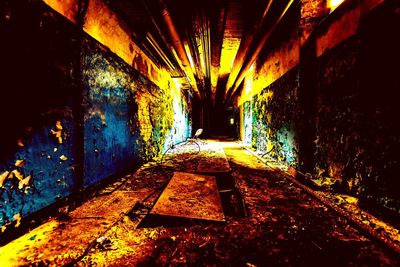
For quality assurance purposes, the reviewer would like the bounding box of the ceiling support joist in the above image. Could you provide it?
[210,6,227,104]
[226,0,296,101]
[224,0,274,100]
[159,0,202,99]
[195,10,212,101]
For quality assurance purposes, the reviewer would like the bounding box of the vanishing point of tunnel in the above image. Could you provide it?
[1,0,400,266]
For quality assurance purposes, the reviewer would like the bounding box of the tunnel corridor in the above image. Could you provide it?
[1,0,400,266]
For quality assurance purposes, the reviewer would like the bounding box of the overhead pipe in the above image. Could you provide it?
[226,0,295,100]
[140,0,180,71]
[159,0,202,99]
[197,10,212,101]
[224,0,274,98]
[210,6,227,104]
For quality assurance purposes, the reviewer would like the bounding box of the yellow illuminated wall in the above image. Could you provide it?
[238,34,299,106]
[43,0,169,90]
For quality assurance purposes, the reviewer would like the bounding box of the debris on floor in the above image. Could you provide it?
[0,141,399,266]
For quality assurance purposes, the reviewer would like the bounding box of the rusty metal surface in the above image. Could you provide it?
[150,172,225,221]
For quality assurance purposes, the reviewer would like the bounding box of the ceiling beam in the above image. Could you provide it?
[224,0,274,100]
[226,0,296,101]
[210,6,227,104]
[159,0,202,99]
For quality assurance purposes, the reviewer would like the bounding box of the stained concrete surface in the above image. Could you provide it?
[0,141,399,266]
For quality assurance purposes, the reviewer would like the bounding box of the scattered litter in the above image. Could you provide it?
[96,236,117,251]
[149,230,157,240]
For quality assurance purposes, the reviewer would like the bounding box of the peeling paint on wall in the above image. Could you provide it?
[246,68,300,167]
[0,118,78,232]
[1,1,191,233]
[314,2,400,214]
[43,0,166,89]
[82,35,191,187]
[314,36,362,190]
[242,101,252,146]
[239,0,400,216]
[0,1,80,233]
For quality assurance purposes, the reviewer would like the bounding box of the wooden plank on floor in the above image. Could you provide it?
[150,172,225,222]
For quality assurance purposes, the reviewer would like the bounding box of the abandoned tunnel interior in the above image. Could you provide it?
[1,0,400,265]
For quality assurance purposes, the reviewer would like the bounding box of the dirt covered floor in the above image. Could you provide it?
[1,141,399,266]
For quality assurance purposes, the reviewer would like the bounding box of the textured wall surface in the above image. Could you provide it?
[250,68,300,167]
[241,101,252,146]
[314,2,400,212]
[82,37,139,187]
[0,2,80,231]
[0,1,191,232]
[240,1,400,215]
[314,36,362,192]
[82,36,191,187]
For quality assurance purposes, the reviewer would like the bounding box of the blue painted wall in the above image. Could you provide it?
[0,2,80,230]
[0,2,191,233]
[81,36,192,187]
[82,37,140,188]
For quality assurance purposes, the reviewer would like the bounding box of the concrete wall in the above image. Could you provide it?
[82,35,191,187]
[238,0,400,214]
[239,1,301,167]
[0,1,81,233]
[314,1,400,212]
[0,1,191,233]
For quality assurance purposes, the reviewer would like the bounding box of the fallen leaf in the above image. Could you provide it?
[344,196,358,204]
[60,155,68,161]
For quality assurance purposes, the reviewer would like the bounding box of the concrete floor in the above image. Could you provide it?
[1,141,399,266]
